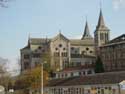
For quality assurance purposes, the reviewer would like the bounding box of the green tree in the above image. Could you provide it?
[94,56,104,73]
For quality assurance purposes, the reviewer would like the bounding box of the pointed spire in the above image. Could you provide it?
[28,33,30,44]
[97,9,105,27]
[28,33,31,47]
[81,20,92,40]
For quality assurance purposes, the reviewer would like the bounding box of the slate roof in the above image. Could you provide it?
[56,66,94,73]
[81,21,93,40]
[109,34,125,44]
[47,71,125,87]
[29,38,51,45]
[70,39,94,46]
[95,9,109,31]
[20,45,30,51]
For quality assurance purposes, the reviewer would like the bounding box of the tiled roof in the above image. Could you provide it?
[47,71,125,87]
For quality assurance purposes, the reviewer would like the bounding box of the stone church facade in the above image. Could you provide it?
[20,9,125,73]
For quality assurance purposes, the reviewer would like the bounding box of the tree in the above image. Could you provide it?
[14,66,49,90]
[0,61,11,91]
[0,0,10,8]
[94,56,104,73]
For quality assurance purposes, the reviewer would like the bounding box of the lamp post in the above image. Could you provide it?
[41,62,43,94]
[41,61,47,94]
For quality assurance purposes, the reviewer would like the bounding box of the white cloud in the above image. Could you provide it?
[113,0,125,11]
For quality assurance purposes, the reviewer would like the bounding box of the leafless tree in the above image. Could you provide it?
[0,0,12,8]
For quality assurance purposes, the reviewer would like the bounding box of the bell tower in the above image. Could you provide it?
[94,9,110,54]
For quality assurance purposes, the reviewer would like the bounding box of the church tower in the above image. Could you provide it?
[94,9,110,54]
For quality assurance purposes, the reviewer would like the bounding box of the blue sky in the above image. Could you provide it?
[0,0,125,71]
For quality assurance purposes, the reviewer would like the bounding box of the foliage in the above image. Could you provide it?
[0,63,11,91]
[42,49,51,72]
[14,66,49,90]
[94,56,104,73]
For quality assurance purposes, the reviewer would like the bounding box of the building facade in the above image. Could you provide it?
[21,20,95,72]
[45,71,125,94]
[20,8,125,94]
[20,9,125,73]
[100,34,125,72]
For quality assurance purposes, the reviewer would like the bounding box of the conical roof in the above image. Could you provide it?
[97,9,105,27]
[81,21,93,39]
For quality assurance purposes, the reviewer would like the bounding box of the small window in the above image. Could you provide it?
[63,48,66,50]
[71,47,74,50]
[90,51,93,53]
[79,72,81,75]
[24,54,30,59]
[75,50,78,54]
[87,70,92,74]
[65,73,67,77]
[38,46,42,49]
[71,72,73,77]
[82,51,85,54]
[55,48,58,51]
[42,49,45,52]
[33,53,40,58]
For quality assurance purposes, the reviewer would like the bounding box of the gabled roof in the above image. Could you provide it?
[52,32,69,42]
